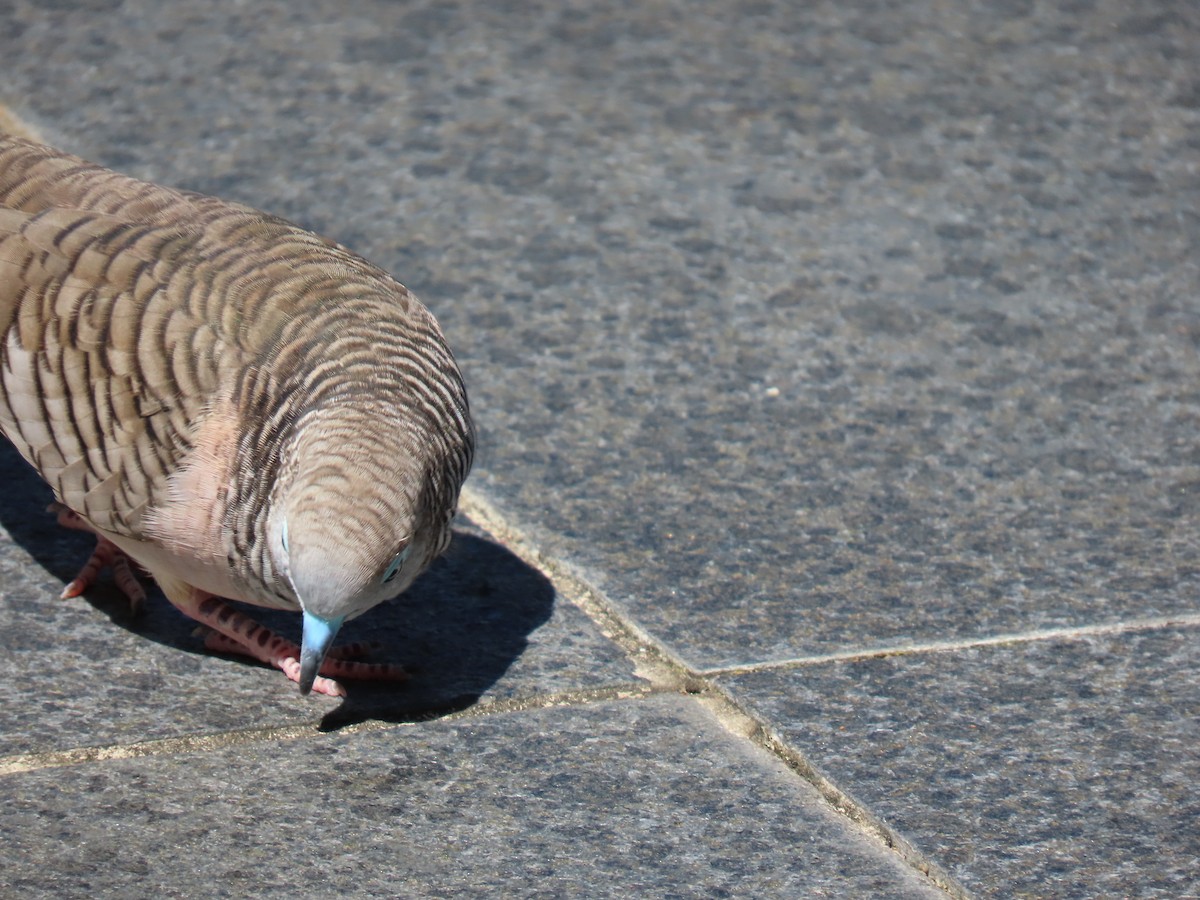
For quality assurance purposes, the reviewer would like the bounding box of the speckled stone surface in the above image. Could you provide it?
[0,0,1198,896]
[720,626,1200,899]
[0,695,943,899]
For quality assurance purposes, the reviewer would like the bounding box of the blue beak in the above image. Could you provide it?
[299,611,345,695]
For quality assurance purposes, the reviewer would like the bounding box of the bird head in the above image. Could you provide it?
[273,508,428,693]
[267,424,464,695]
[258,298,474,695]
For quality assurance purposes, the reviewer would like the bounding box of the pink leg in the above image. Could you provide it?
[171,588,407,697]
[205,634,385,662]
[51,504,147,613]
[49,504,406,695]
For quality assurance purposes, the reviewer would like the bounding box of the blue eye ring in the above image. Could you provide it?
[381,545,412,584]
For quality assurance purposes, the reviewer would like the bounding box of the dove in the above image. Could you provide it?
[0,132,474,696]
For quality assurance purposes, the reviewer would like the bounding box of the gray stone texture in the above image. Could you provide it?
[721,626,1200,898]
[1,696,943,899]
[1,0,1198,896]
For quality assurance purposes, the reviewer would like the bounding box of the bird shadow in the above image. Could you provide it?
[0,439,555,730]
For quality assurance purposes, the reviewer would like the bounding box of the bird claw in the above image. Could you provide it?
[277,657,347,698]
[49,505,406,696]
[187,599,407,696]
[51,504,147,613]
[200,628,343,691]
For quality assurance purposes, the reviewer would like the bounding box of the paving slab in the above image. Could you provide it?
[0,694,944,899]
[719,625,1200,899]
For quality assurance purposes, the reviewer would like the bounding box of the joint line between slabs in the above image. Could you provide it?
[703,612,1200,678]
[0,682,659,777]
[458,487,974,899]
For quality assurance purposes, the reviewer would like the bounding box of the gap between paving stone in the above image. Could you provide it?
[702,612,1200,678]
[458,488,974,900]
[0,681,654,777]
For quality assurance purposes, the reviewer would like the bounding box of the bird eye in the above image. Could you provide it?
[381,545,412,584]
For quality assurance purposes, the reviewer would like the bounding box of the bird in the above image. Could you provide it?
[0,130,474,696]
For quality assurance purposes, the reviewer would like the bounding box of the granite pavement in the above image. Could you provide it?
[1,1,1198,897]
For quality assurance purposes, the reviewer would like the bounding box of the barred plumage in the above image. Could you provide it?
[0,134,474,695]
